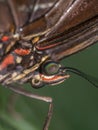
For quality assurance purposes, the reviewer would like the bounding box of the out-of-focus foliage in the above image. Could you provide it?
[0,43,98,130]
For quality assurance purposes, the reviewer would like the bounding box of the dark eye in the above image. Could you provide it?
[41,61,60,76]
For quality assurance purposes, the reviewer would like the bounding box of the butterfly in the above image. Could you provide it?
[0,0,98,129]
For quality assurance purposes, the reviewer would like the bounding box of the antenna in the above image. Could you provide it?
[63,67,98,88]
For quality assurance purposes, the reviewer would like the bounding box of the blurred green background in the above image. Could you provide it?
[0,43,98,130]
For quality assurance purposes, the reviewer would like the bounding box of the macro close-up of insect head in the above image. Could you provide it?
[0,0,98,130]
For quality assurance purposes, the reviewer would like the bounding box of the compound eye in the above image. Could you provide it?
[42,61,60,76]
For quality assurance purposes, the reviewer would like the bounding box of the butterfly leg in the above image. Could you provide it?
[6,85,53,130]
